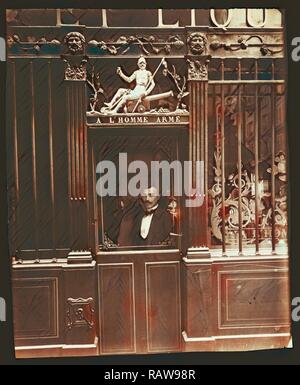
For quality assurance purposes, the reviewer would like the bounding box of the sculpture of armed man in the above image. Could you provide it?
[102,56,155,114]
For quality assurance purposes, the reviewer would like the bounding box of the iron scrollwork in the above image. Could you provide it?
[209,98,287,247]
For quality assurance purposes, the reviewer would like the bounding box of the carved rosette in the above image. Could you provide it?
[186,56,210,82]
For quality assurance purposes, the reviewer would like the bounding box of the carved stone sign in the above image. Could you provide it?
[87,113,189,126]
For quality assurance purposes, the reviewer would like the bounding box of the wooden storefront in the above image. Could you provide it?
[6,9,291,358]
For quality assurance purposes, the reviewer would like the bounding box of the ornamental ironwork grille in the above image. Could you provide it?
[208,58,287,256]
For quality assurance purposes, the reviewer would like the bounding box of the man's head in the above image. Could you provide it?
[188,32,207,55]
[64,32,85,54]
[137,56,147,70]
[140,186,160,211]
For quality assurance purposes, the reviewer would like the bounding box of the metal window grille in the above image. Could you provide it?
[208,58,287,256]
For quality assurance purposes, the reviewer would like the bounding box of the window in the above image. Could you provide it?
[208,58,287,255]
[90,129,186,251]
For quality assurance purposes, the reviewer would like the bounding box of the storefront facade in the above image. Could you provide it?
[6,9,290,357]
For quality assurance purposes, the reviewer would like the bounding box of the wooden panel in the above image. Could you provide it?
[66,80,89,250]
[13,277,59,340]
[218,269,290,329]
[6,59,71,256]
[14,60,35,251]
[51,59,70,249]
[64,266,97,345]
[183,263,212,337]
[98,263,135,354]
[145,262,181,352]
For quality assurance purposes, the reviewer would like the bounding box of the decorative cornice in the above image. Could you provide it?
[210,35,284,56]
[88,34,185,56]
[7,34,61,53]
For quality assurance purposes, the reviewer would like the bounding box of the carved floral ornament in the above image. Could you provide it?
[209,35,284,56]
[186,56,210,81]
[7,30,283,58]
[88,34,185,56]
[6,32,184,56]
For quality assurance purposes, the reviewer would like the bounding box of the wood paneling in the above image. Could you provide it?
[13,276,59,341]
[96,251,181,355]
[66,82,87,201]
[66,80,89,251]
[98,263,136,354]
[182,258,291,348]
[6,59,70,257]
[183,263,212,337]
[64,266,97,345]
[145,262,181,352]
[217,267,290,330]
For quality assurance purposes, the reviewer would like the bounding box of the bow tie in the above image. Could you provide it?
[144,208,157,216]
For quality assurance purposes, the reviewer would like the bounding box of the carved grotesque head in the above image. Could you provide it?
[64,32,85,54]
[188,32,207,55]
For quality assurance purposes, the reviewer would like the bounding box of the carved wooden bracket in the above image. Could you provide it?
[186,55,211,82]
[66,297,95,330]
[62,55,88,81]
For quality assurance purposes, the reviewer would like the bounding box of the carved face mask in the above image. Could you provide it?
[190,34,205,55]
[67,35,84,54]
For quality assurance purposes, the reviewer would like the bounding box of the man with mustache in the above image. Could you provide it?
[117,186,173,246]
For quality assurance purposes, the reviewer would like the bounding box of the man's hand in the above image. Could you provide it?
[116,67,122,76]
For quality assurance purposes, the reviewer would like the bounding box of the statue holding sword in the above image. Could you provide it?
[101,56,170,114]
